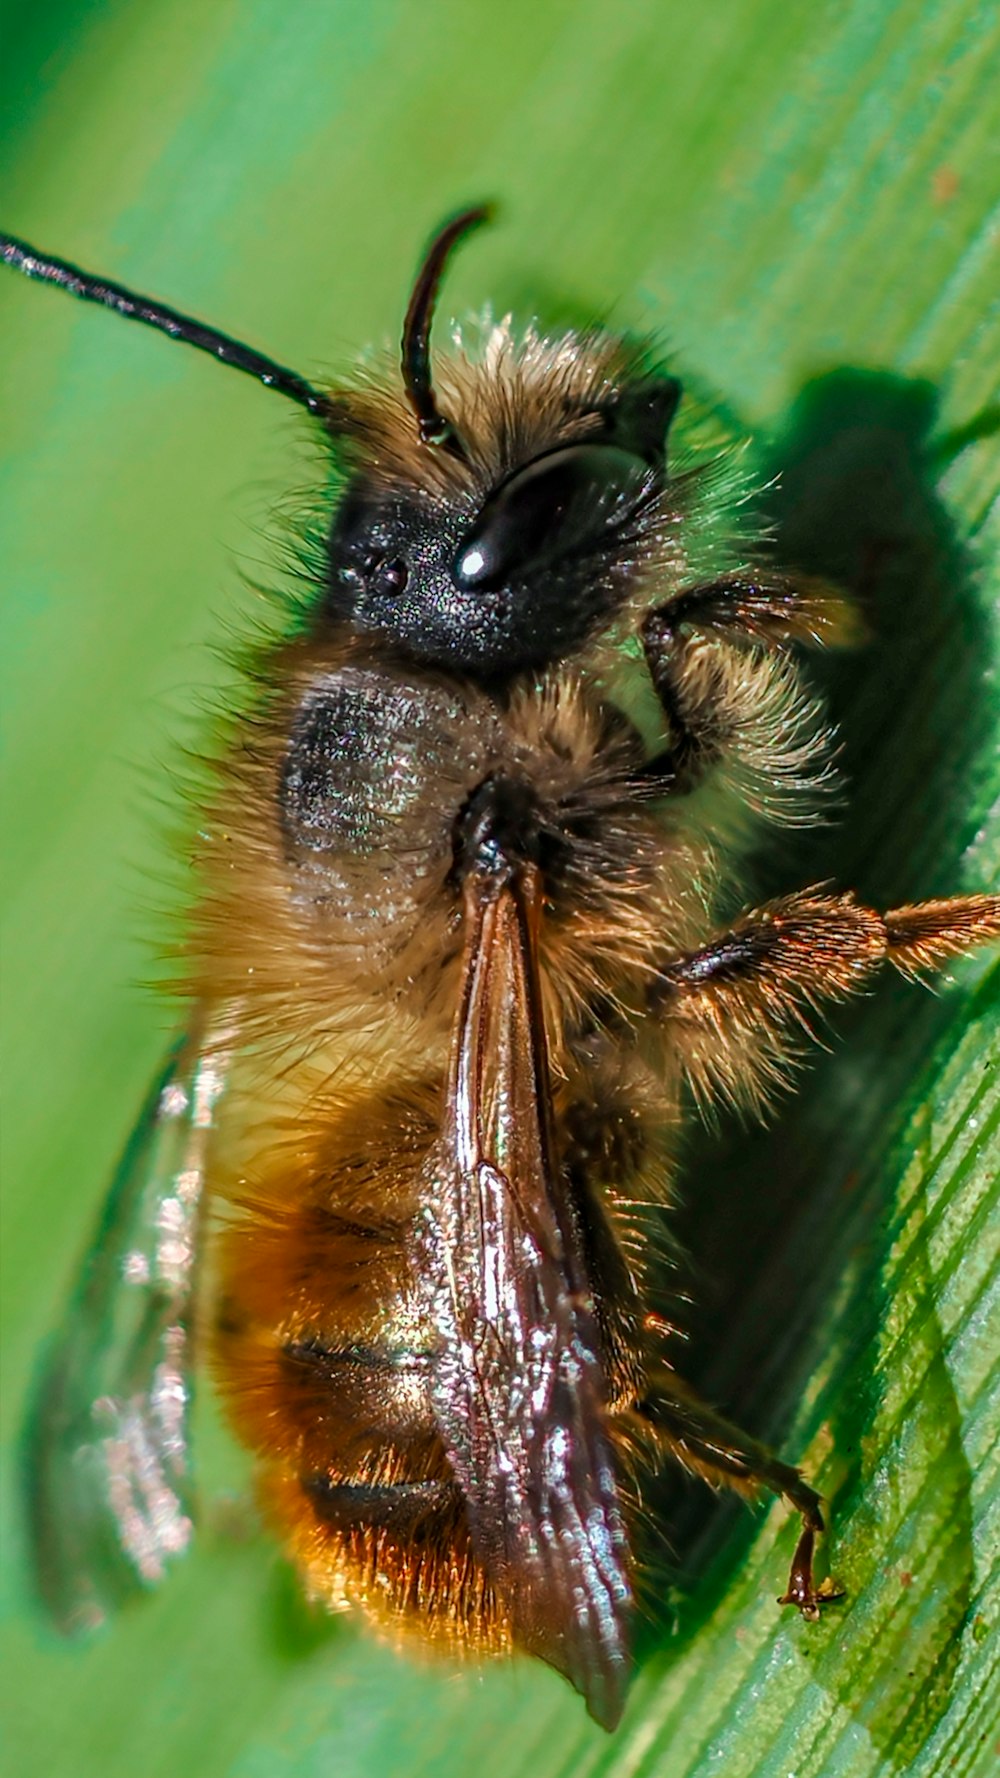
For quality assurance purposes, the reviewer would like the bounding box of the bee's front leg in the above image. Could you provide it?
[637,572,846,796]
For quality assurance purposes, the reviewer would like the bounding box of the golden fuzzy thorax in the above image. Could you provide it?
[194,322,1000,1704]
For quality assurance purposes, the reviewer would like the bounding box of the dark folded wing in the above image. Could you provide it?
[418,869,632,1728]
[25,1017,232,1632]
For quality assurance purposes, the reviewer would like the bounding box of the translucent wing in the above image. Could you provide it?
[418,868,632,1730]
[25,1018,232,1632]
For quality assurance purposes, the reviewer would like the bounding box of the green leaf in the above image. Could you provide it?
[1,3,997,1775]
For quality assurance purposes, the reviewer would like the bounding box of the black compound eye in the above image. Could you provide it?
[371,557,409,597]
[452,443,656,592]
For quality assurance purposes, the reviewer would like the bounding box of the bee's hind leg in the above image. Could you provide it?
[778,1517,844,1621]
[628,1374,843,1620]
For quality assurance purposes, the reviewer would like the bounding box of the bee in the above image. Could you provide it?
[4,208,998,1732]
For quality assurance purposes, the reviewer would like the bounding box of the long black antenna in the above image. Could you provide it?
[0,232,326,418]
[401,204,493,460]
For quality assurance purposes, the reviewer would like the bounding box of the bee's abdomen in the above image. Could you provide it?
[212,1078,509,1649]
[219,1265,507,1648]
[278,1335,438,1451]
[302,1473,459,1531]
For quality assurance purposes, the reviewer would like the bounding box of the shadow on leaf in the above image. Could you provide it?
[635,368,989,1760]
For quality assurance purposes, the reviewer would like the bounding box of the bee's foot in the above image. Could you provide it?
[777,1522,845,1621]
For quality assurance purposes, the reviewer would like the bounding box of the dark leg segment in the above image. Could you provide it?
[646,574,859,653]
[640,606,733,791]
[778,1520,844,1618]
[631,1374,842,1619]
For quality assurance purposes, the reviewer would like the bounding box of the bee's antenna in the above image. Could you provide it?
[401,204,494,461]
[0,232,326,418]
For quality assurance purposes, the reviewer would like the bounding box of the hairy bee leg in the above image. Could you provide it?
[631,1382,840,1618]
[881,897,1000,976]
[652,891,1000,1003]
[639,578,857,789]
[646,889,1000,1112]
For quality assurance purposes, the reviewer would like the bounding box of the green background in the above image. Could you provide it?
[1,2,998,1775]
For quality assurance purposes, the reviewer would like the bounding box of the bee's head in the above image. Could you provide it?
[322,208,680,680]
[1,207,678,687]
